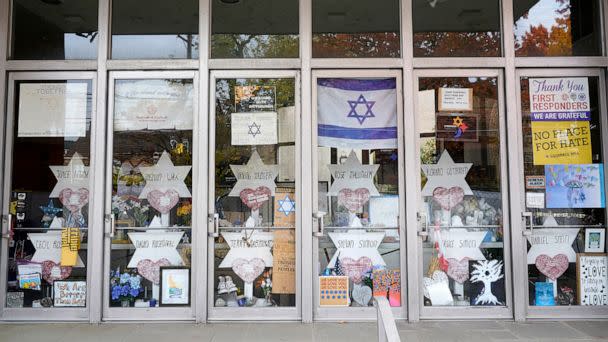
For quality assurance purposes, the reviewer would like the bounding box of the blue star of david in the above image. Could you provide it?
[347,94,375,125]
[39,199,62,228]
[277,195,296,217]
[248,122,262,138]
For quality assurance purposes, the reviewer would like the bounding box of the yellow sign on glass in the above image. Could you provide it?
[531,120,592,165]
[61,228,81,266]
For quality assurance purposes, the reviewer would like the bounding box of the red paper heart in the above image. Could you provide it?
[446,258,469,284]
[232,258,265,283]
[147,189,179,214]
[432,187,464,211]
[340,256,373,284]
[137,258,171,284]
[338,188,370,212]
[239,187,271,210]
[41,260,72,284]
[535,254,569,280]
[58,188,89,213]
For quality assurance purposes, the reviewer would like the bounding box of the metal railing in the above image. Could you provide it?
[373,296,401,342]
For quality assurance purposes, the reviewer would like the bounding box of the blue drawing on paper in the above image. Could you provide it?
[545,164,605,208]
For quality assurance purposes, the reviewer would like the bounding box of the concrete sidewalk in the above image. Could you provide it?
[0,321,607,342]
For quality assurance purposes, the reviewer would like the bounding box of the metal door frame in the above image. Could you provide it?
[512,68,608,320]
[410,68,514,319]
[206,69,302,321]
[0,71,97,321]
[102,70,200,321]
[311,69,407,321]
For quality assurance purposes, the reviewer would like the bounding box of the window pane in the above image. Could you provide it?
[514,0,602,56]
[110,79,194,308]
[211,0,299,58]
[413,0,501,57]
[6,80,93,308]
[312,0,400,58]
[111,0,199,59]
[11,0,98,60]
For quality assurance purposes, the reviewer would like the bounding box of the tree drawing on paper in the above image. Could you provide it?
[470,260,504,305]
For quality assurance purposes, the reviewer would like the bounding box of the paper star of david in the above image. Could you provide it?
[439,229,487,261]
[421,150,473,196]
[49,153,90,197]
[228,151,279,197]
[219,230,274,267]
[138,151,192,199]
[39,200,62,227]
[347,94,375,125]
[526,216,579,264]
[248,122,262,138]
[277,195,296,216]
[29,231,84,267]
[327,151,380,196]
[127,231,184,267]
[327,231,386,268]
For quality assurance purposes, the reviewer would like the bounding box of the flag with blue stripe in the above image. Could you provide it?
[317,78,397,149]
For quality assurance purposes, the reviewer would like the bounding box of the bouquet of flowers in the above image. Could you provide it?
[110,267,143,303]
[112,195,150,227]
[177,201,192,226]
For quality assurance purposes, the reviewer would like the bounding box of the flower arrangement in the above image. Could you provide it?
[177,201,192,226]
[110,267,143,303]
[112,195,150,227]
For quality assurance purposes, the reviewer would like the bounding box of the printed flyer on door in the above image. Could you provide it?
[529,77,592,165]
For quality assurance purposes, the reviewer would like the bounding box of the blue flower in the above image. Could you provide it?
[130,287,140,297]
[120,273,131,284]
[129,276,141,290]
[120,285,129,296]
[111,286,121,300]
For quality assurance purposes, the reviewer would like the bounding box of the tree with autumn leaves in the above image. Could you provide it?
[515,0,573,56]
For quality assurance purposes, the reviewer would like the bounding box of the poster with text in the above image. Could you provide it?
[545,164,605,208]
[272,230,296,294]
[114,79,193,131]
[529,77,591,165]
[235,85,276,112]
[231,112,278,145]
[18,83,88,137]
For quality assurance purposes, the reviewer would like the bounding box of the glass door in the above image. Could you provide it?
[413,70,513,319]
[103,71,198,320]
[207,70,300,321]
[312,70,406,320]
[0,72,96,320]
[515,69,608,318]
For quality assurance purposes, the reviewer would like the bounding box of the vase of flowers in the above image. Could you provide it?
[260,272,273,306]
[110,267,143,307]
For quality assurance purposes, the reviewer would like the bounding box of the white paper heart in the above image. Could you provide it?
[147,189,179,214]
[338,188,371,212]
[58,188,89,213]
[352,283,372,306]
[423,270,449,298]
[137,258,171,284]
[446,258,469,284]
[232,258,265,283]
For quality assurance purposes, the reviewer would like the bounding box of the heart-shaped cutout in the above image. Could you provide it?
[338,188,370,212]
[432,186,464,211]
[137,258,171,284]
[147,189,179,214]
[59,188,89,213]
[239,187,271,210]
[535,254,569,280]
[446,258,469,284]
[423,270,449,298]
[352,283,372,306]
[340,256,373,284]
[232,258,265,283]
[41,260,72,284]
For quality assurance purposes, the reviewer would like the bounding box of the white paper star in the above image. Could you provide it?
[29,231,84,267]
[526,216,579,263]
[421,150,473,196]
[327,151,379,196]
[49,153,90,197]
[439,229,486,261]
[219,230,274,267]
[327,231,386,267]
[138,151,192,199]
[127,231,184,267]
[228,151,279,197]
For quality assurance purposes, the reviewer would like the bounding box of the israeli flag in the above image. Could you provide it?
[317,78,397,149]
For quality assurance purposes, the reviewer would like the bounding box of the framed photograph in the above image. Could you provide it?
[159,266,190,306]
[585,228,605,253]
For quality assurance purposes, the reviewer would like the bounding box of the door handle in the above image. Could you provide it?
[417,212,428,237]
[208,213,219,238]
[312,212,325,237]
[1,214,11,239]
[521,211,533,236]
[104,213,115,238]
